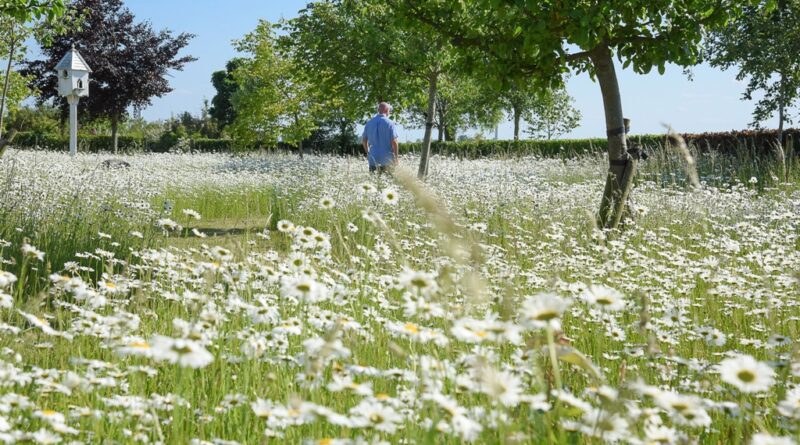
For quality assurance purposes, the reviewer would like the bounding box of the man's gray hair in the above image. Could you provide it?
[378,102,392,114]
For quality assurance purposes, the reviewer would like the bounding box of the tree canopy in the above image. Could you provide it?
[385,0,760,227]
[209,58,244,132]
[229,20,319,151]
[524,85,582,141]
[705,0,800,141]
[23,0,195,152]
[0,0,65,23]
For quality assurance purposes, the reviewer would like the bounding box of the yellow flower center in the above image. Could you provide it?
[404,323,419,334]
[737,370,756,383]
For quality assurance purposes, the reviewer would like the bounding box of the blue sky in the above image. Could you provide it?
[124,0,786,141]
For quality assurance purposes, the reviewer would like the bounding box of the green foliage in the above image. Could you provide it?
[0,69,30,117]
[406,74,503,141]
[10,129,798,161]
[496,77,548,140]
[23,0,195,150]
[392,0,758,82]
[190,138,235,153]
[0,0,66,22]
[11,104,59,136]
[524,86,582,141]
[286,1,416,123]
[13,132,146,152]
[121,117,168,142]
[705,0,800,131]
[209,58,244,131]
[229,20,319,149]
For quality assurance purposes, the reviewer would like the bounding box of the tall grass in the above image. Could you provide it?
[0,149,797,443]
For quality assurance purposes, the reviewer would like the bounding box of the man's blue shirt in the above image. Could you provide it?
[362,114,398,167]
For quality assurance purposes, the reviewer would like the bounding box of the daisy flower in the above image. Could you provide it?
[718,354,775,393]
[0,271,16,288]
[149,335,214,369]
[398,269,438,297]
[277,220,295,233]
[181,208,202,220]
[382,188,399,205]
[750,433,796,445]
[580,284,626,312]
[22,243,45,261]
[521,293,571,330]
[318,196,336,209]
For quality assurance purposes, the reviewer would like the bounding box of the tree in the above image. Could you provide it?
[705,0,800,145]
[0,0,67,157]
[496,78,545,141]
[407,74,503,142]
[287,1,411,128]
[209,58,244,131]
[387,0,756,228]
[229,20,319,155]
[290,0,459,178]
[525,86,582,141]
[24,0,194,153]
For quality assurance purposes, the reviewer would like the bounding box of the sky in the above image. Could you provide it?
[117,0,787,141]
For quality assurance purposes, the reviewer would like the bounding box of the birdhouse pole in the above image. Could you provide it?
[67,95,78,157]
[55,45,91,157]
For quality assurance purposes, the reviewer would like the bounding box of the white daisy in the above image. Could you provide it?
[382,188,399,205]
[521,293,571,330]
[718,354,775,393]
[149,335,214,369]
[751,433,796,445]
[580,284,625,311]
[318,196,336,209]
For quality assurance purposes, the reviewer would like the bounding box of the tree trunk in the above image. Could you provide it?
[437,124,444,142]
[591,45,635,229]
[0,29,18,140]
[778,72,786,147]
[513,106,521,141]
[0,129,17,158]
[111,115,119,154]
[417,72,438,179]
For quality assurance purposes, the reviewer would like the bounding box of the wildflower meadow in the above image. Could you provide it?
[0,148,797,444]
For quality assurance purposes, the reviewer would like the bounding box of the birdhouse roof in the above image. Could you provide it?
[55,47,92,73]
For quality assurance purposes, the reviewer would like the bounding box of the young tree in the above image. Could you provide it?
[525,86,582,141]
[290,0,460,178]
[24,0,194,153]
[0,0,67,156]
[705,0,800,145]
[407,74,503,142]
[387,0,755,228]
[229,20,319,155]
[496,78,544,141]
[209,58,244,132]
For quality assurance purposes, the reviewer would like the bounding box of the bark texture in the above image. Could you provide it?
[591,45,637,229]
[417,73,438,179]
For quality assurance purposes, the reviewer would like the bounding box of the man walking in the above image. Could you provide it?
[362,102,399,174]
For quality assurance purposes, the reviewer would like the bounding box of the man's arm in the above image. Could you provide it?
[362,137,369,155]
[391,123,399,163]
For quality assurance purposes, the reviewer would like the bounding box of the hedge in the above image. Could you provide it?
[9,129,798,159]
[12,133,146,153]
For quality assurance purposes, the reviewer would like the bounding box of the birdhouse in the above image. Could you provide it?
[55,46,91,98]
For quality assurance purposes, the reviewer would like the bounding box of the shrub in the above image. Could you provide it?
[8,129,800,159]
[12,133,145,153]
